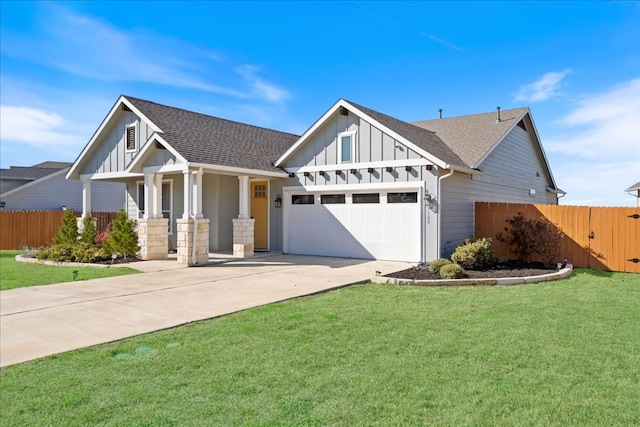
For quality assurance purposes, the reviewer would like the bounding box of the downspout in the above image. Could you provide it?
[436,167,456,259]
[188,168,199,265]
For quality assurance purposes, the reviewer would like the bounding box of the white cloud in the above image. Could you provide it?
[236,65,289,103]
[544,78,640,207]
[513,69,572,103]
[0,105,84,148]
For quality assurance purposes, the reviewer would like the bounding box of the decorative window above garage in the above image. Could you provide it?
[387,192,418,203]
[292,194,314,205]
[352,193,379,204]
[338,131,355,163]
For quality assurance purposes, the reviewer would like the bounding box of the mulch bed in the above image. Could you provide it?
[385,260,559,281]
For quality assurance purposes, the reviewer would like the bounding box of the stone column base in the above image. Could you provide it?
[138,218,169,260]
[177,218,210,265]
[233,218,254,258]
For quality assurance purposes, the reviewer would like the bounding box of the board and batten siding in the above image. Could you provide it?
[284,112,428,186]
[80,110,155,176]
[439,127,558,257]
[2,172,125,212]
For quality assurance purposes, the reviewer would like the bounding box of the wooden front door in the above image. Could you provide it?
[251,181,269,250]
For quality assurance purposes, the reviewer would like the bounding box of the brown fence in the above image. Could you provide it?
[0,211,118,250]
[475,202,640,273]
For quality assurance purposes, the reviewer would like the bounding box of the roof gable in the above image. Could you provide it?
[275,99,469,171]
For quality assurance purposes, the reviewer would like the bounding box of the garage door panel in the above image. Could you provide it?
[286,190,422,262]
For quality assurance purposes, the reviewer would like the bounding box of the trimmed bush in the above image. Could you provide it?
[102,208,140,260]
[439,263,465,279]
[80,216,98,245]
[451,238,498,270]
[53,209,78,245]
[36,244,77,262]
[428,258,452,275]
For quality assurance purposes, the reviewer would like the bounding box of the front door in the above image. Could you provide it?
[251,181,269,250]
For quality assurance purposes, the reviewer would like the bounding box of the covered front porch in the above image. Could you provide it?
[79,164,287,265]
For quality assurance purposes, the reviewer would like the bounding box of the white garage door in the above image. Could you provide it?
[284,189,422,262]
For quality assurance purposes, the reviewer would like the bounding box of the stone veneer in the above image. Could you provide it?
[232,218,254,258]
[137,218,169,260]
[177,218,210,265]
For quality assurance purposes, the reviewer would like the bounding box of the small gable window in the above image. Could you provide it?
[126,124,137,152]
[339,132,355,163]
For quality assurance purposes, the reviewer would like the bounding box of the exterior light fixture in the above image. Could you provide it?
[274,194,282,208]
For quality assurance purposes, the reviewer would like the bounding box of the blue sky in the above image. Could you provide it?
[1,1,638,206]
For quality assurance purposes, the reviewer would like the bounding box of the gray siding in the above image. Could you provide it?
[3,174,125,212]
[439,127,558,257]
[283,112,426,186]
[217,175,239,250]
[80,110,155,176]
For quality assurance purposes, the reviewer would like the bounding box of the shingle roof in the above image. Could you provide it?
[626,181,640,192]
[412,107,529,168]
[0,164,70,180]
[346,100,468,168]
[125,96,299,174]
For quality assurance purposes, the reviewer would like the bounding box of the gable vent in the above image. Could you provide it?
[126,126,136,151]
[339,106,349,116]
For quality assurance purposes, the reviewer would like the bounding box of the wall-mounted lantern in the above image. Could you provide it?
[274,194,282,208]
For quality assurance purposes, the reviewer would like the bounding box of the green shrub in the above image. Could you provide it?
[36,244,77,262]
[72,243,109,263]
[451,238,497,270]
[496,212,563,267]
[428,258,452,274]
[53,209,78,245]
[102,208,140,259]
[439,263,465,279]
[79,216,98,245]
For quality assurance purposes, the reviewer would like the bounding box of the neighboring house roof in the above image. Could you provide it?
[625,181,640,193]
[31,161,74,169]
[345,100,467,169]
[124,96,300,174]
[412,108,529,168]
[1,164,71,198]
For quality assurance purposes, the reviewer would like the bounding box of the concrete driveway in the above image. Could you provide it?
[0,254,410,368]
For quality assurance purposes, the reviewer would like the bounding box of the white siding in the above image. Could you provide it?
[3,174,125,212]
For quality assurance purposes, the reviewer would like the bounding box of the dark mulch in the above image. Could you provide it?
[385,260,559,281]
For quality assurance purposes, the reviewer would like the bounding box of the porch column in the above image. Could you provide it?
[192,168,203,219]
[153,173,163,218]
[183,169,191,219]
[82,179,92,218]
[143,173,155,219]
[238,175,250,219]
[233,175,254,258]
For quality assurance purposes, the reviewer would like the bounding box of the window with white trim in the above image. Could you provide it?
[126,123,137,152]
[338,132,355,163]
[137,180,174,234]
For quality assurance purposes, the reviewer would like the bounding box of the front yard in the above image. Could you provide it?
[0,250,139,290]
[1,269,639,425]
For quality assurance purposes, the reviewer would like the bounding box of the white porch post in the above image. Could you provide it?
[233,175,254,258]
[238,175,250,219]
[143,173,155,220]
[153,173,163,218]
[183,169,191,219]
[192,168,203,219]
[81,179,92,218]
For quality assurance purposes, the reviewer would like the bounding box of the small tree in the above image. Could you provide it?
[80,215,98,245]
[496,212,563,267]
[102,208,140,259]
[53,209,78,245]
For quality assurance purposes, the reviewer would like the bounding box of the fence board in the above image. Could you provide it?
[475,203,640,273]
[0,211,118,250]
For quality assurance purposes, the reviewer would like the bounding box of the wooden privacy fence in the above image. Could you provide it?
[0,211,118,250]
[475,202,640,273]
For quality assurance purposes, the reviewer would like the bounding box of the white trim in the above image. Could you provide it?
[143,164,188,174]
[188,162,289,178]
[136,179,174,234]
[67,96,162,180]
[338,131,356,164]
[283,181,425,194]
[1,167,69,198]
[287,158,434,173]
[79,171,143,181]
[126,134,187,173]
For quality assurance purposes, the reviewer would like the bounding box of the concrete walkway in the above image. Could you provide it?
[0,255,410,368]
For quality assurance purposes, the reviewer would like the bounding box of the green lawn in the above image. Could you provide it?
[1,269,639,425]
[0,250,140,290]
